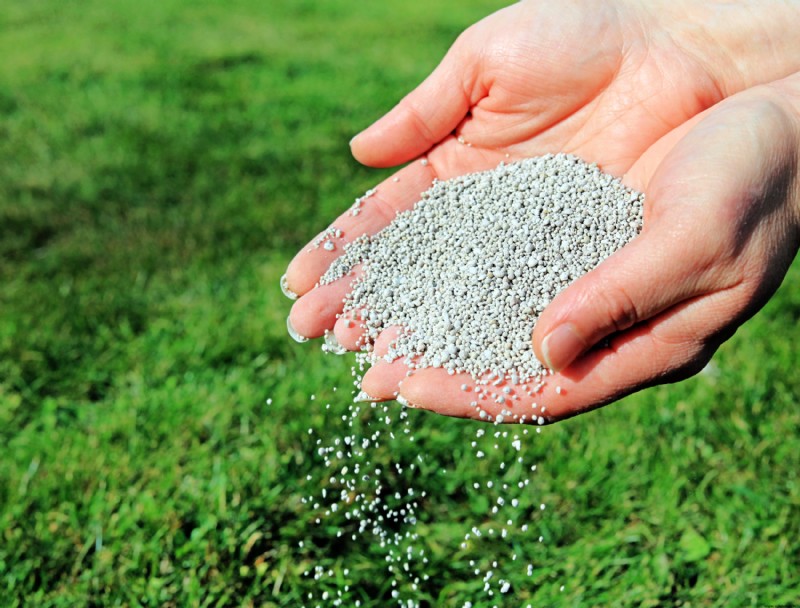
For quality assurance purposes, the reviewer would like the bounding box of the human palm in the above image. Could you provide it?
[349,0,724,176]
[286,0,735,296]
[284,0,800,421]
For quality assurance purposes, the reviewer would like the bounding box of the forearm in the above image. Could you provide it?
[636,0,800,95]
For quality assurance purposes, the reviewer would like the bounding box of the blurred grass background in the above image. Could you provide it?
[0,0,798,606]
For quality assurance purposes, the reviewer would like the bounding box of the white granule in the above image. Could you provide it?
[309,225,343,250]
[349,187,378,217]
[321,154,643,384]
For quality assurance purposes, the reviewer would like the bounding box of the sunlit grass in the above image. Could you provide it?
[1,0,798,605]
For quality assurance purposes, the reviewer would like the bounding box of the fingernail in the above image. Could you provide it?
[540,322,586,372]
[286,317,308,343]
[280,274,298,300]
[353,390,377,403]
[323,330,347,355]
[349,132,362,147]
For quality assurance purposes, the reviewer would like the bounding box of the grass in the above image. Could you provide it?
[1,0,798,606]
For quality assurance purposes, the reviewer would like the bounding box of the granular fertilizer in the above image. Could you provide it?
[321,154,644,386]
[289,154,645,606]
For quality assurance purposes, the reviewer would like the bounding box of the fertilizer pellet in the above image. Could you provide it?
[350,188,378,217]
[309,225,344,251]
[321,154,643,385]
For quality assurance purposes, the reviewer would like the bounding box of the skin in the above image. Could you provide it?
[284,0,800,422]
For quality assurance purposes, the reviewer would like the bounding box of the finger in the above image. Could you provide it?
[333,308,369,351]
[361,360,410,402]
[350,38,476,168]
[534,286,746,421]
[533,92,797,372]
[288,266,361,340]
[398,367,553,424]
[371,326,404,359]
[284,160,436,296]
[360,327,409,401]
[530,222,720,373]
[284,136,509,299]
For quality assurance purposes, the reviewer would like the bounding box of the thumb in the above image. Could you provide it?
[531,213,723,373]
[350,36,476,168]
[532,87,800,373]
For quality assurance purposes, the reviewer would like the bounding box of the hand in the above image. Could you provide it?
[283,0,800,420]
[286,0,800,296]
[380,76,800,421]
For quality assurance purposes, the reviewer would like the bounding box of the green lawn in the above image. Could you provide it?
[1,0,798,606]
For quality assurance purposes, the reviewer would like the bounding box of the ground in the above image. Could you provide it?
[0,0,798,606]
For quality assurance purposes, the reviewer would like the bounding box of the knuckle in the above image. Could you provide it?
[593,282,641,335]
[401,100,438,146]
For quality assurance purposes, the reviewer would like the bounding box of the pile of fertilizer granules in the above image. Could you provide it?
[321,154,644,384]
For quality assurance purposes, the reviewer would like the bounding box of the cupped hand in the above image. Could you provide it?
[381,77,800,421]
[282,0,800,421]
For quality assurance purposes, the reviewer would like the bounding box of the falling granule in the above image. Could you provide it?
[301,394,441,607]
[300,381,558,606]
